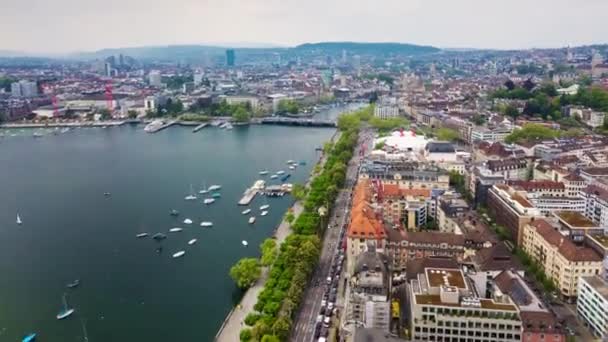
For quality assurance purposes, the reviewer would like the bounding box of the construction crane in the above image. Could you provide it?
[104,80,113,111]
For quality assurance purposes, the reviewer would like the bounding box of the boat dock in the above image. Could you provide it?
[238,180,265,205]
[192,122,209,132]
[145,120,177,133]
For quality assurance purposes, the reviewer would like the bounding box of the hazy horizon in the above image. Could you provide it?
[2,0,607,54]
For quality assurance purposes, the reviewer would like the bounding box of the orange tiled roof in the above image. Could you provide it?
[382,183,431,198]
[348,180,385,239]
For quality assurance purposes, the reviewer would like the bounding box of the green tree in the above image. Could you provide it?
[229,258,262,289]
[244,313,261,326]
[284,211,295,224]
[260,239,278,266]
[98,108,111,120]
[471,114,486,126]
[435,128,460,141]
[127,110,138,119]
[240,328,252,342]
[233,106,251,122]
[271,316,292,340]
[277,99,300,114]
[291,183,307,201]
[505,123,560,144]
[374,141,385,150]
[503,104,520,119]
[261,335,281,342]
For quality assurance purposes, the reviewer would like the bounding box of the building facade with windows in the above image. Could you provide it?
[521,219,603,301]
[577,276,608,339]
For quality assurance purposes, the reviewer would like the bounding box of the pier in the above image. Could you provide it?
[238,180,265,205]
[144,120,177,133]
[260,117,336,127]
[192,122,209,132]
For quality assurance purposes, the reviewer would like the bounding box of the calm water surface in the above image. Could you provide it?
[0,121,337,341]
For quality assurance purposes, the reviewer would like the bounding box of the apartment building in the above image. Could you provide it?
[494,270,565,342]
[359,160,450,190]
[487,184,541,245]
[384,230,465,272]
[344,252,391,333]
[577,276,608,339]
[437,196,469,233]
[408,267,522,342]
[521,219,603,301]
[380,185,431,230]
[470,125,513,143]
[584,184,608,228]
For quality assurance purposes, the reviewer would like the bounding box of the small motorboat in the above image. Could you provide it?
[169,227,183,233]
[17,213,22,225]
[208,185,222,192]
[22,333,36,342]
[199,189,208,194]
[289,165,296,170]
[248,217,256,224]
[172,251,186,258]
[200,221,213,227]
[242,240,248,246]
[261,211,268,216]
[184,194,197,201]
[242,209,251,215]
[136,233,148,238]
[170,209,179,216]
[270,175,278,179]
[188,239,197,245]
[276,170,285,175]
[260,204,270,211]
[286,160,295,164]
[66,279,80,288]
[183,218,193,225]
[152,233,167,241]
[259,170,269,175]
[203,198,215,205]
[56,293,75,320]
[211,192,221,198]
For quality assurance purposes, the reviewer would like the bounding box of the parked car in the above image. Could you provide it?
[326,276,332,285]
[323,316,331,327]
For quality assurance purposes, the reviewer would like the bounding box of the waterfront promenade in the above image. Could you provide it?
[215,131,340,342]
[215,202,303,342]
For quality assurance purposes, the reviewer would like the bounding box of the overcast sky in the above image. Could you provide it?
[2,0,607,54]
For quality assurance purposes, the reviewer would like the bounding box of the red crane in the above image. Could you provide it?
[104,81,113,111]
[42,84,59,116]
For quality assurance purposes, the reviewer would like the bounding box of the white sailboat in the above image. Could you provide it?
[199,181,208,194]
[242,209,251,215]
[188,239,197,245]
[183,218,193,225]
[172,251,186,258]
[260,204,270,211]
[248,216,256,224]
[208,185,222,192]
[16,214,22,225]
[203,198,215,205]
[169,227,183,232]
[261,211,268,216]
[200,221,213,227]
[184,184,197,201]
[259,170,269,175]
[242,240,249,246]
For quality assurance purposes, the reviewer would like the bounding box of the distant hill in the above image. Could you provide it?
[294,42,440,56]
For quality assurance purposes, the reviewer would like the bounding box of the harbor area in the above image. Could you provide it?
[238,180,292,205]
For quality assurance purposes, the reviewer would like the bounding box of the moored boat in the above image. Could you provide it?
[242,209,251,215]
[169,227,183,233]
[203,198,215,204]
[172,251,185,258]
[188,239,197,245]
[261,211,268,216]
[200,221,213,227]
[248,216,256,224]
[136,233,148,238]
[22,333,36,342]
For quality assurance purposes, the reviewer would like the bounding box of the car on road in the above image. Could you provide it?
[323,315,331,327]
[321,299,326,307]
[314,323,322,338]
[320,327,329,337]
[326,276,332,284]
[328,302,334,310]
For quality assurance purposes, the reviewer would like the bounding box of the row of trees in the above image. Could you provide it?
[237,109,362,341]
[503,123,586,144]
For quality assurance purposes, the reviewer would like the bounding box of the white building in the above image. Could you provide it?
[470,126,512,143]
[375,131,429,153]
[224,95,260,110]
[374,105,399,119]
[193,71,204,86]
[588,111,606,128]
[577,276,608,339]
[584,185,608,228]
[148,71,162,87]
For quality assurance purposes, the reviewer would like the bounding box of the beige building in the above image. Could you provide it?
[408,267,522,342]
[521,219,603,301]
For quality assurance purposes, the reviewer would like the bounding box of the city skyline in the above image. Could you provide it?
[2,0,608,54]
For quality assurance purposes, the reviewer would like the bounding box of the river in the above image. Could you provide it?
[0,104,359,342]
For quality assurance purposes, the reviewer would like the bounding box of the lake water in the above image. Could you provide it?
[0,116,343,341]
